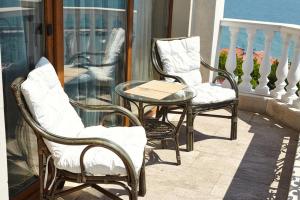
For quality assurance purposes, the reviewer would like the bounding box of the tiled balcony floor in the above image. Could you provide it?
[60,109,299,200]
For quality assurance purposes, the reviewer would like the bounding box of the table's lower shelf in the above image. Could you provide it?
[144,118,176,140]
[143,118,181,165]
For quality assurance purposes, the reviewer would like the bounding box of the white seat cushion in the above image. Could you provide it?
[21,57,146,175]
[156,37,202,86]
[192,83,236,104]
[54,125,146,175]
[88,66,114,86]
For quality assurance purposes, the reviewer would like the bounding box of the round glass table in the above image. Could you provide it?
[115,80,196,165]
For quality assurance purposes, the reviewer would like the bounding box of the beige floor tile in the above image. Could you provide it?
[60,110,297,200]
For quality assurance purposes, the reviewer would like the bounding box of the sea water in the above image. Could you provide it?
[221,0,300,59]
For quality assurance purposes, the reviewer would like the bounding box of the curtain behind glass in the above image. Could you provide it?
[63,0,127,126]
[0,0,44,197]
[132,0,170,81]
[132,0,153,81]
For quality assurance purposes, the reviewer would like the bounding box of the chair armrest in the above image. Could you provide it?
[68,51,106,61]
[79,142,139,182]
[156,70,186,84]
[71,61,118,69]
[200,57,238,97]
[67,53,95,65]
[69,99,142,126]
[68,51,118,68]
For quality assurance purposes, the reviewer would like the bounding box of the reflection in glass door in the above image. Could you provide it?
[0,0,44,197]
[63,0,127,126]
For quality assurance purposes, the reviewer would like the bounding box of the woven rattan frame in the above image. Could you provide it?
[151,37,239,151]
[11,77,146,200]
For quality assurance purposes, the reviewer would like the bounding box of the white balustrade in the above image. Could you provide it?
[270,32,291,99]
[219,18,300,110]
[255,30,274,95]
[282,36,300,104]
[239,28,256,93]
[225,26,239,74]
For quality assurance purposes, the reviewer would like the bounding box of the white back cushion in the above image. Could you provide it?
[156,37,202,86]
[21,57,84,140]
[103,28,125,64]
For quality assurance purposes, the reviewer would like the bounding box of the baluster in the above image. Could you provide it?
[270,32,291,99]
[225,26,240,74]
[282,36,300,104]
[255,30,274,95]
[239,27,256,93]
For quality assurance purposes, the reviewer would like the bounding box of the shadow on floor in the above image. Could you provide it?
[61,186,129,200]
[176,110,298,199]
[222,112,298,199]
[144,124,231,166]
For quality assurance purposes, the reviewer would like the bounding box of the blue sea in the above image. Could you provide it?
[221,0,300,58]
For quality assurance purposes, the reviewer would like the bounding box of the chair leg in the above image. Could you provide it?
[57,180,65,190]
[38,148,46,200]
[138,161,146,196]
[186,106,194,151]
[175,136,181,165]
[50,179,61,200]
[129,187,138,200]
[230,103,238,140]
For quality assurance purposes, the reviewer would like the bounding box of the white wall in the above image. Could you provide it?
[171,0,225,82]
[0,47,9,200]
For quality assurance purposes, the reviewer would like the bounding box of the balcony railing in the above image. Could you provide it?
[218,18,300,109]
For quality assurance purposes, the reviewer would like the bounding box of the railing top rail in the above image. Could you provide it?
[63,6,138,15]
[221,18,300,36]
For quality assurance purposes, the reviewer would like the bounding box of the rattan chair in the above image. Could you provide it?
[11,58,146,200]
[152,37,239,151]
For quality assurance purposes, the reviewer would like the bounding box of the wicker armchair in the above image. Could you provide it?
[152,37,239,151]
[11,57,146,200]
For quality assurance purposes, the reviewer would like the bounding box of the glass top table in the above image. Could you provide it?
[115,80,196,165]
[115,80,195,105]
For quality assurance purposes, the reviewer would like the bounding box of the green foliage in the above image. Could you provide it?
[267,59,279,90]
[218,52,278,90]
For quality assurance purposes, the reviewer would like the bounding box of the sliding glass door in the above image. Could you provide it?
[0,0,44,197]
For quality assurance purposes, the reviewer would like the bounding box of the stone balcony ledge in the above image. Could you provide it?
[239,93,300,131]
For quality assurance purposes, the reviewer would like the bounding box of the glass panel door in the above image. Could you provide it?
[0,0,44,197]
[63,0,127,126]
